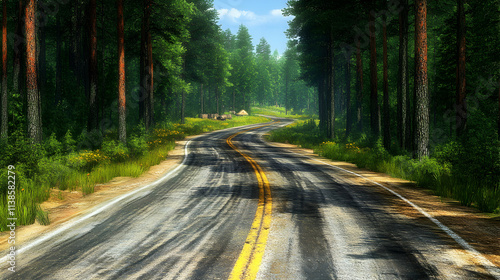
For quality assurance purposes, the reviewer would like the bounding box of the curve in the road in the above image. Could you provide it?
[227,123,274,280]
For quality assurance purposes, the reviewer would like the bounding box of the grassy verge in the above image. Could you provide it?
[267,119,500,214]
[252,106,315,120]
[0,116,269,231]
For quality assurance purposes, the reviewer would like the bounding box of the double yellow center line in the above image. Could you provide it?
[226,124,273,280]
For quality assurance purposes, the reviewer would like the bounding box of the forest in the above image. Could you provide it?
[0,0,499,230]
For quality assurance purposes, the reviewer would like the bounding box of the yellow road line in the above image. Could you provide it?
[227,123,274,280]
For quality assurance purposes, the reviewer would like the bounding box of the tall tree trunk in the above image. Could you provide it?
[382,19,391,149]
[1,0,7,139]
[26,0,40,143]
[140,0,152,129]
[55,15,62,105]
[318,77,328,133]
[117,0,126,144]
[181,89,185,124]
[232,89,235,112]
[369,7,380,137]
[87,0,98,132]
[285,71,289,115]
[498,78,500,140]
[38,5,46,107]
[415,0,429,159]
[216,85,220,115]
[148,31,153,127]
[398,0,409,149]
[328,30,335,139]
[200,83,204,114]
[345,54,352,138]
[13,0,23,97]
[456,0,466,136]
[355,39,363,132]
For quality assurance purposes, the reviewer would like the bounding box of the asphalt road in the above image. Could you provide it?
[1,118,498,279]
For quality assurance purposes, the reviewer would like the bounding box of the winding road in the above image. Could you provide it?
[1,118,499,279]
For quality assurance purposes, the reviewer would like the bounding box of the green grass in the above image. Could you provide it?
[252,106,315,120]
[267,120,500,214]
[0,115,270,231]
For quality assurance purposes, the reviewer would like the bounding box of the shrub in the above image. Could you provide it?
[102,139,129,162]
[44,133,63,157]
[128,134,148,158]
[62,130,77,153]
[2,130,45,177]
[76,129,103,151]
[37,157,74,190]
[78,150,110,171]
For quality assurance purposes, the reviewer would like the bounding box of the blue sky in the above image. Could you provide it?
[213,0,292,56]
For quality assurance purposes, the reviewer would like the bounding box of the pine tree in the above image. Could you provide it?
[415,0,430,159]
[456,0,466,136]
[117,0,126,144]
[369,1,380,138]
[26,0,41,143]
[88,0,99,132]
[1,0,7,139]
[397,0,409,149]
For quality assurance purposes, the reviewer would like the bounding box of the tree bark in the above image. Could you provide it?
[140,0,153,129]
[88,0,98,132]
[26,0,41,143]
[216,85,220,115]
[285,68,289,116]
[55,15,62,106]
[328,31,335,139]
[181,89,185,124]
[38,5,46,108]
[415,0,429,159]
[456,0,466,136]
[318,77,326,133]
[117,0,126,144]
[148,31,154,127]
[397,0,409,149]
[200,83,204,114]
[13,0,23,97]
[345,54,352,138]
[369,7,380,137]
[382,19,391,149]
[1,0,7,139]
[355,39,363,133]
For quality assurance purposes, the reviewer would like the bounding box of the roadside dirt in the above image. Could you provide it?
[268,140,500,270]
[0,136,197,253]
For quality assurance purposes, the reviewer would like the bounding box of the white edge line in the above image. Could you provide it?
[1,139,193,265]
[262,135,500,280]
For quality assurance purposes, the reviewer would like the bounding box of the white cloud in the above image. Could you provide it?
[218,8,292,25]
[270,9,283,17]
[218,8,257,23]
